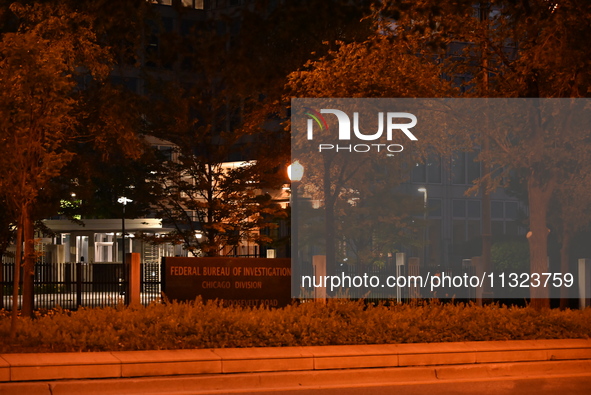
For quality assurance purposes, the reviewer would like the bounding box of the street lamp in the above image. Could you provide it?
[287,161,304,182]
[118,196,132,304]
[418,188,428,268]
[288,161,304,298]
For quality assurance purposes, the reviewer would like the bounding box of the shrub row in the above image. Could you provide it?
[0,299,590,353]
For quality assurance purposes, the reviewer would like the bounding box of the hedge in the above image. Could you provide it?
[0,299,590,353]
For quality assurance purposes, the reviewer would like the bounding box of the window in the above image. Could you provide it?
[452,151,481,185]
[110,76,138,93]
[452,199,481,243]
[411,155,441,184]
[451,152,465,184]
[491,201,504,219]
[182,0,205,8]
[146,20,160,68]
[505,201,518,219]
[412,162,426,183]
[428,198,442,217]
[95,233,114,262]
[491,200,521,236]
[467,200,480,218]
[467,151,480,183]
[155,145,174,161]
[453,220,467,245]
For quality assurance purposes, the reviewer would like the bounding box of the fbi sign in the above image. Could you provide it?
[162,257,291,307]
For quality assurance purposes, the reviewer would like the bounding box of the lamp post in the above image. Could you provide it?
[118,196,132,304]
[288,161,304,298]
[418,188,428,268]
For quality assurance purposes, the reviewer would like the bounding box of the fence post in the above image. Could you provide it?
[408,257,420,299]
[395,253,405,303]
[312,255,326,303]
[76,260,82,308]
[579,258,591,309]
[129,253,141,305]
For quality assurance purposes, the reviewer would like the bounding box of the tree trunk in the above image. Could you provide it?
[21,209,35,317]
[479,1,493,305]
[0,251,3,310]
[559,228,571,310]
[481,185,492,303]
[527,178,552,309]
[323,159,336,279]
[10,213,23,337]
[480,137,493,303]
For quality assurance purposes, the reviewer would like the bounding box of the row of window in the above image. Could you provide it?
[452,199,518,220]
[153,0,246,11]
[153,0,206,9]
[411,152,481,185]
[427,199,519,220]
[427,199,521,243]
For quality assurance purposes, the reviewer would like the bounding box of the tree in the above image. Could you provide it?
[491,239,529,299]
[132,1,374,257]
[151,154,284,257]
[143,80,285,257]
[0,199,15,310]
[0,2,142,323]
[286,37,459,278]
[377,0,591,308]
[549,175,591,308]
[336,186,424,268]
[472,1,591,309]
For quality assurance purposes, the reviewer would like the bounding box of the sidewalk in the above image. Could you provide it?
[0,339,590,394]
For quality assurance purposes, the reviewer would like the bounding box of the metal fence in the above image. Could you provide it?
[0,261,161,311]
[0,257,481,311]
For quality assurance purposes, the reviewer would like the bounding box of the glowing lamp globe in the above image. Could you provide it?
[288,161,304,182]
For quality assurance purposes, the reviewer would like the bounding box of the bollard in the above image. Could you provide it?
[395,253,405,303]
[312,255,326,303]
[129,253,141,305]
[579,258,591,309]
[408,257,420,299]
[76,260,82,307]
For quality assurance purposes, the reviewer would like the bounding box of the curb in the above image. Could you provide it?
[1,339,590,381]
[1,360,591,395]
[0,339,590,393]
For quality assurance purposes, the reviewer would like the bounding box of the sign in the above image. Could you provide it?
[162,257,291,307]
